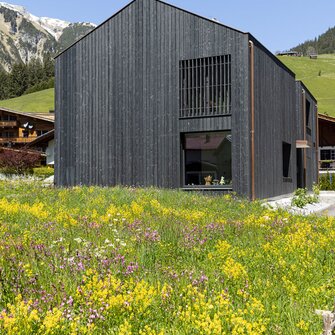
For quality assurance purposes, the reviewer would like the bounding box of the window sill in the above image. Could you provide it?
[182,185,233,191]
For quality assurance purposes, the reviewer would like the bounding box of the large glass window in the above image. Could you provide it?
[182,131,232,186]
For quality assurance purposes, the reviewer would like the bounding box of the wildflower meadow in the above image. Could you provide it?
[0,181,334,334]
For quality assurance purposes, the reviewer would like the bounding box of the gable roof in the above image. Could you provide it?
[54,0,294,78]
[319,113,335,123]
[0,107,54,123]
[25,129,54,148]
[55,0,247,59]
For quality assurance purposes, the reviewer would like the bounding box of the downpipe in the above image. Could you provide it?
[249,40,255,201]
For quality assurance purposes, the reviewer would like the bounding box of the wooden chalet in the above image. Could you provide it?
[319,114,335,170]
[0,108,54,148]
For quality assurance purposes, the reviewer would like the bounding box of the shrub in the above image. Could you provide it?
[0,149,41,175]
[291,187,318,208]
[319,172,335,190]
[32,166,54,178]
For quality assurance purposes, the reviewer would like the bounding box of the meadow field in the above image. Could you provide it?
[279,54,335,117]
[0,181,334,334]
[0,88,54,113]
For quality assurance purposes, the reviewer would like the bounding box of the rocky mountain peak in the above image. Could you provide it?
[0,2,96,71]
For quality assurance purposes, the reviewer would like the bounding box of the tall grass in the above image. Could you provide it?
[0,181,333,334]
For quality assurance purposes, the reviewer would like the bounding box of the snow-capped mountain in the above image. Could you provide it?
[0,2,96,71]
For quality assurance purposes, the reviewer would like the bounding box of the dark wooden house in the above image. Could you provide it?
[55,0,318,199]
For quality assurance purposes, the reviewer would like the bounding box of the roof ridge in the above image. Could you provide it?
[55,0,247,59]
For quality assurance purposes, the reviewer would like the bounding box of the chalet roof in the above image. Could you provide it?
[0,107,54,123]
[277,51,300,56]
[25,129,54,148]
[319,113,335,123]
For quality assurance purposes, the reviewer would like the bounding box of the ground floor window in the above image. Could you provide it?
[182,131,232,186]
[282,141,292,181]
[320,149,335,161]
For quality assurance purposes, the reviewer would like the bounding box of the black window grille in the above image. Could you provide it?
[179,55,231,118]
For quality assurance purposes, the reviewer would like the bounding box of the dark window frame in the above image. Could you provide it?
[305,98,311,135]
[181,131,232,187]
[282,141,292,181]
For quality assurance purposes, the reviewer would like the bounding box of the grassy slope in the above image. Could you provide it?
[278,54,335,116]
[0,88,54,113]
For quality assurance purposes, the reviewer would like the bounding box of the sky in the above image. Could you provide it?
[5,0,335,52]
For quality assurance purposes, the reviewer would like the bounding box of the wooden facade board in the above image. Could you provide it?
[253,43,298,199]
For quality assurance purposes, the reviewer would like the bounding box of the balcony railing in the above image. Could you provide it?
[0,136,37,143]
[320,160,335,170]
[0,121,18,127]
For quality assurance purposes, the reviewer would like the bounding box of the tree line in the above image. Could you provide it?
[0,55,54,101]
[292,26,335,55]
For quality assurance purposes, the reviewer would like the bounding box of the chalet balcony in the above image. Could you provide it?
[0,136,37,144]
[0,121,18,127]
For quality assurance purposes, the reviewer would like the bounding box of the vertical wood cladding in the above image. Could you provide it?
[253,41,298,199]
[295,81,318,189]
[252,41,318,199]
[55,0,250,191]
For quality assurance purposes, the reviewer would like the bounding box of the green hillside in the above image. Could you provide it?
[291,26,335,55]
[278,54,335,116]
[0,88,54,113]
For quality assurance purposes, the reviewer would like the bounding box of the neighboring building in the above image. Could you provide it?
[318,114,335,171]
[26,129,55,166]
[55,0,318,199]
[0,107,54,148]
[276,51,301,57]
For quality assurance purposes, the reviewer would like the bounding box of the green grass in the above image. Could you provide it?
[0,181,334,334]
[0,88,54,113]
[278,54,335,116]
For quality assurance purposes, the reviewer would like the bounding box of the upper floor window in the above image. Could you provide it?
[179,55,231,118]
[0,114,16,121]
[305,98,312,136]
[282,141,292,181]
